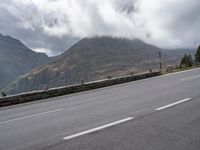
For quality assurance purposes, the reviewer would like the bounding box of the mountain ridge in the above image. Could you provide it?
[0,33,51,89]
[4,36,189,95]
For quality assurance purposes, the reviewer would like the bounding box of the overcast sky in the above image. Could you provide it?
[0,0,200,56]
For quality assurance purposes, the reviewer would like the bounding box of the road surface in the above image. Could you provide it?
[0,68,200,150]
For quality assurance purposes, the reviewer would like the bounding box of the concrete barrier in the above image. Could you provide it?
[0,71,161,107]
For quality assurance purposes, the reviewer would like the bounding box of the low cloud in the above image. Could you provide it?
[0,0,200,55]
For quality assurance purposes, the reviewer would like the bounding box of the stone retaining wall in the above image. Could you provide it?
[0,71,161,107]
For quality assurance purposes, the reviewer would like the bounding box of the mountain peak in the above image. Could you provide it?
[0,34,50,89]
[4,37,165,95]
[0,33,29,51]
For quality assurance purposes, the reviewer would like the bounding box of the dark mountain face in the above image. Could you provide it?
[0,33,50,89]
[4,36,172,95]
[4,36,193,95]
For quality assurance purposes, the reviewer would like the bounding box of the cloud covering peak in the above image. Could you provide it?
[0,0,200,55]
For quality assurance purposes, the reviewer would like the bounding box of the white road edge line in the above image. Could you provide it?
[0,108,63,124]
[155,98,191,111]
[161,67,200,77]
[182,75,200,81]
[63,117,134,140]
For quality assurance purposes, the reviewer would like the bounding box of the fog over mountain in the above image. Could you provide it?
[0,0,200,56]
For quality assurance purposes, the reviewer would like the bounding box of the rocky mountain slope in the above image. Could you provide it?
[4,37,192,95]
[0,33,50,89]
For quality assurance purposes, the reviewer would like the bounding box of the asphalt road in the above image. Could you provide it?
[0,68,200,150]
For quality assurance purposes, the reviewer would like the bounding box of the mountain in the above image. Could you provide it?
[4,37,191,95]
[0,33,50,89]
[164,48,196,58]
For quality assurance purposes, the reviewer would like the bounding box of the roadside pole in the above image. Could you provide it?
[159,51,162,72]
